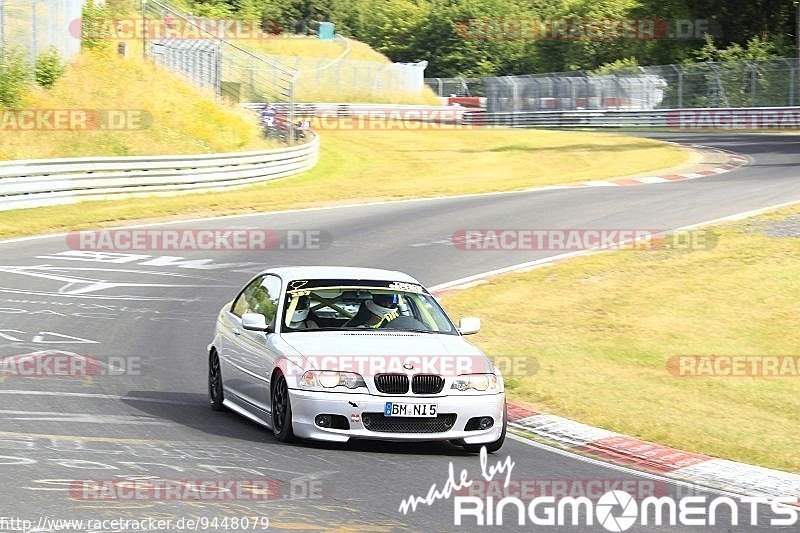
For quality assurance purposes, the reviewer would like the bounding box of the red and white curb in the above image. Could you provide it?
[581,144,748,187]
[505,406,800,503]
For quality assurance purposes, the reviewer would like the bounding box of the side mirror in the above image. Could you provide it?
[242,312,270,332]
[458,317,481,335]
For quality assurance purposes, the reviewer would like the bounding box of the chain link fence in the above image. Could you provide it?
[143,1,429,109]
[143,0,296,105]
[0,0,82,64]
[427,59,800,112]
[424,77,484,98]
[274,51,428,101]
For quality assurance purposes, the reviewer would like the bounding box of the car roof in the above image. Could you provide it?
[260,266,422,285]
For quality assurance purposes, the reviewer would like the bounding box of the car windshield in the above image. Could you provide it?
[281,279,457,334]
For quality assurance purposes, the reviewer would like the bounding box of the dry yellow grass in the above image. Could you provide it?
[440,206,800,472]
[243,36,390,63]
[0,50,270,160]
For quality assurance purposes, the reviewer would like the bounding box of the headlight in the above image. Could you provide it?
[300,370,366,390]
[451,373,500,393]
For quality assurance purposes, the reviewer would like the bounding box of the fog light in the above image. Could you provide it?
[479,417,493,430]
[315,414,332,428]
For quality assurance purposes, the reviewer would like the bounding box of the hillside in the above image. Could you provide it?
[0,50,270,160]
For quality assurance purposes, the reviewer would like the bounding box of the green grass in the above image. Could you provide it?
[439,206,800,473]
[0,128,686,239]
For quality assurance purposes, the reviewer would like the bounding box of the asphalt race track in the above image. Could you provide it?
[0,133,799,532]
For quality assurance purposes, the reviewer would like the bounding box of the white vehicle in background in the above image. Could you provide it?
[208,266,506,452]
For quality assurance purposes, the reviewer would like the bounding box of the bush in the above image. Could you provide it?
[0,50,30,108]
[82,0,111,51]
[34,48,65,88]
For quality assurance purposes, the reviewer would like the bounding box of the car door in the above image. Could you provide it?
[227,274,283,414]
[218,275,265,407]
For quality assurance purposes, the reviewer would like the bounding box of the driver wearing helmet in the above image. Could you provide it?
[288,295,319,330]
[345,293,400,329]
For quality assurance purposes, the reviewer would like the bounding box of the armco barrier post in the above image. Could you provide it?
[0,0,5,64]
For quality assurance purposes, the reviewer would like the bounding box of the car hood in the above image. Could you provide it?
[280,331,490,374]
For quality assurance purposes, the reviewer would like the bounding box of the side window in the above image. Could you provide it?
[231,275,281,322]
[231,276,263,317]
[251,275,281,324]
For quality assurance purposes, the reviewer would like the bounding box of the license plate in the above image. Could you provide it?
[384,402,438,417]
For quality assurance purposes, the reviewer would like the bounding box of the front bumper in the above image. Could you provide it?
[288,388,505,443]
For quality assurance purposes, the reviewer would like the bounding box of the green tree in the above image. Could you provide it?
[357,0,427,61]
[82,0,111,50]
[34,48,66,88]
[0,49,30,108]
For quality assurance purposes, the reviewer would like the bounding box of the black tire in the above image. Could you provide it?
[462,403,507,454]
[208,350,225,411]
[271,373,296,442]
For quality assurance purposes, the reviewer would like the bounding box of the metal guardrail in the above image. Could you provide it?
[245,102,464,118]
[461,107,800,128]
[0,134,319,211]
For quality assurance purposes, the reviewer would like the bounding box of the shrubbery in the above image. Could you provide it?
[0,47,66,108]
[0,50,30,108]
[34,48,66,88]
[186,0,799,76]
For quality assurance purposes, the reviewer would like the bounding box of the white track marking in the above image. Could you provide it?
[0,409,171,425]
[636,176,671,184]
[0,390,197,405]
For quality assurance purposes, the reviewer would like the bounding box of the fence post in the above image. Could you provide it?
[30,0,37,63]
[0,0,5,64]
[670,64,683,108]
[142,0,148,60]
[215,43,222,98]
[782,58,795,106]
[747,61,757,106]
[288,78,295,146]
[510,76,520,115]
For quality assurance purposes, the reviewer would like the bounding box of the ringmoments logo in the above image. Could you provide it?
[398,450,798,530]
[452,491,798,529]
